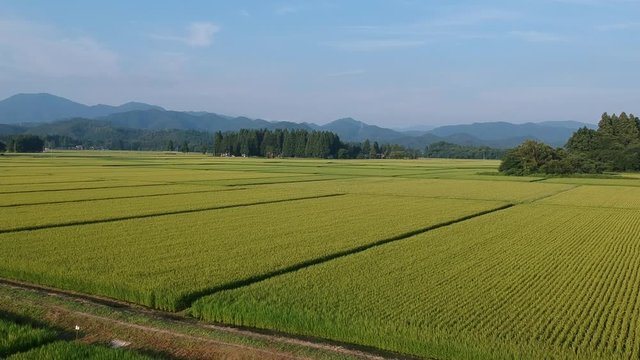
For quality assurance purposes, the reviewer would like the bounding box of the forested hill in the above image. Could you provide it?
[0,93,596,149]
[0,118,215,153]
[0,119,421,158]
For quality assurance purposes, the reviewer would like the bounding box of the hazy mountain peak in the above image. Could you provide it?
[327,117,362,125]
[0,92,598,150]
[0,93,164,124]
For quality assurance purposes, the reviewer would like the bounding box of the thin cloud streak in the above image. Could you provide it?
[323,39,425,51]
[151,22,220,48]
[509,30,567,42]
[333,8,519,50]
[275,6,297,15]
[342,8,519,36]
[596,21,640,30]
[326,69,366,77]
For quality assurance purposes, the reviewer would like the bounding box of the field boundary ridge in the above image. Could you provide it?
[0,193,346,234]
[175,203,515,311]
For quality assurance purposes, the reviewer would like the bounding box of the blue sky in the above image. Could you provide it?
[0,0,638,127]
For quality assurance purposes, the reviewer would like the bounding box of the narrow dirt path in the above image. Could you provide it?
[0,280,405,360]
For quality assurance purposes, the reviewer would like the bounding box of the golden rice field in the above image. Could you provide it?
[1,150,640,359]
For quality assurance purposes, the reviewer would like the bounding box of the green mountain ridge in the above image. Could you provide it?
[0,93,597,149]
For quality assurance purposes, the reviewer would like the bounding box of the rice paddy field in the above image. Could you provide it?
[2,150,640,359]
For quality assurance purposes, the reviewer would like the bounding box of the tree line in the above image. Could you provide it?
[212,128,421,159]
[424,141,508,159]
[500,112,640,175]
[0,135,45,153]
[0,122,506,160]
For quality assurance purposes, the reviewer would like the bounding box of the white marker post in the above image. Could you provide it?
[75,325,80,340]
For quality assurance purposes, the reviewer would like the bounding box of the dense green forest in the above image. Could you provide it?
[0,119,214,153]
[0,117,506,159]
[0,123,422,159]
[500,112,640,175]
[1,135,45,153]
[213,129,420,159]
[424,141,507,159]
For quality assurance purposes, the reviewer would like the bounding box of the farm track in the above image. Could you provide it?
[0,279,418,360]
[0,187,247,208]
[0,193,347,234]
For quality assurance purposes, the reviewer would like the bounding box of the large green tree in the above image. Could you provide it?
[499,140,560,175]
[504,112,640,175]
[12,135,45,153]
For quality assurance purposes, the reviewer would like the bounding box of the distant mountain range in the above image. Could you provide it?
[0,93,597,149]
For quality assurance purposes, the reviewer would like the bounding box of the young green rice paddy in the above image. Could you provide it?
[1,151,639,359]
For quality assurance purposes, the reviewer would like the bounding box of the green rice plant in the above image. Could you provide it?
[543,177,640,187]
[0,318,57,357]
[0,194,506,311]
[6,340,155,359]
[0,180,155,194]
[537,185,640,209]
[0,185,341,232]
[261,176,573,202]
[0,183,223,207]
[191,204,640,360]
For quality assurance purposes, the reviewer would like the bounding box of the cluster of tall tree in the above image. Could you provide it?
[424,142,507,159]
[212,129,418,159]
[1,135,45,153]
[213,129,341,158]
[566,112,640,171]
[500,112,639,175]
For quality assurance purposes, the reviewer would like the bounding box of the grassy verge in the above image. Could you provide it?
[0,283,367,360]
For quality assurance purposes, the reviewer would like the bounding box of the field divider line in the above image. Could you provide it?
[347,192,512,203]
[523,185,581,204]
[528,177,549,182]
[0,183,176,195]
[225,176,352,187]
[0,179,109,187]
[0,193,347,235]
[521,202,640,211]
[175,202,516,311]
[0,187,248,208]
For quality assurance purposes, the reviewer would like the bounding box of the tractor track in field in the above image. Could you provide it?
[0,279,419,360]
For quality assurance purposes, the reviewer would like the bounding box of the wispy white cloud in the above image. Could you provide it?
[509,30,567,42]
[239,9,251,17]
[326,69,366,77]
[432,9,520,27]
[0,19,119,78]
[596,21,640,30]
[275,6,297,15]
[552,0,640,4]
[323,39,425,51]
[151,22,220,48]
[343,9,519,36]
[331,8,518,49]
